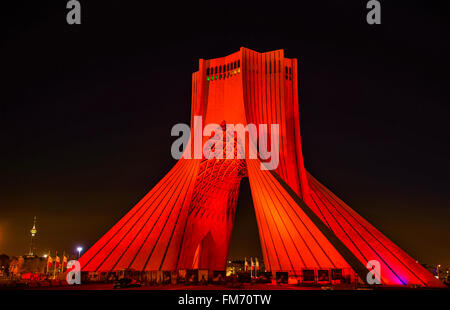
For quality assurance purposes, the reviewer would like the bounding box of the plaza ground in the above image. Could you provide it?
[4,282,354,290]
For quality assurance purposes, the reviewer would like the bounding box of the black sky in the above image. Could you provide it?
[0,1,449,266]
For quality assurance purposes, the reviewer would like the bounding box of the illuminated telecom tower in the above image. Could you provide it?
[28,216,37,256]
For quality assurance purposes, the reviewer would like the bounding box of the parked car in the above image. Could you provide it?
[113,277,142,289]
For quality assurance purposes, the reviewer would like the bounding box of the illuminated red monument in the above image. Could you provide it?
[79,48,443,287]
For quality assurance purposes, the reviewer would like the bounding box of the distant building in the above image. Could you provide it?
[0,254,10,277]
[225,258,265,276]
[8,256,46,278]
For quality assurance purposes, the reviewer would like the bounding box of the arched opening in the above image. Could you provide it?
[228,177,263,263]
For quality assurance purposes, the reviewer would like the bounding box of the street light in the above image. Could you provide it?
[436,264,441,279]
[77,247,83,259]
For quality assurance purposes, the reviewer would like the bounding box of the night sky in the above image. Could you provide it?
[1,1,448,266]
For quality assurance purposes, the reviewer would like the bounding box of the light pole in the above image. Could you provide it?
[77,247,83,259]
[436,264,441,280]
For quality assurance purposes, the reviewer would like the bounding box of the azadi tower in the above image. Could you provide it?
[79,48,443,287]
